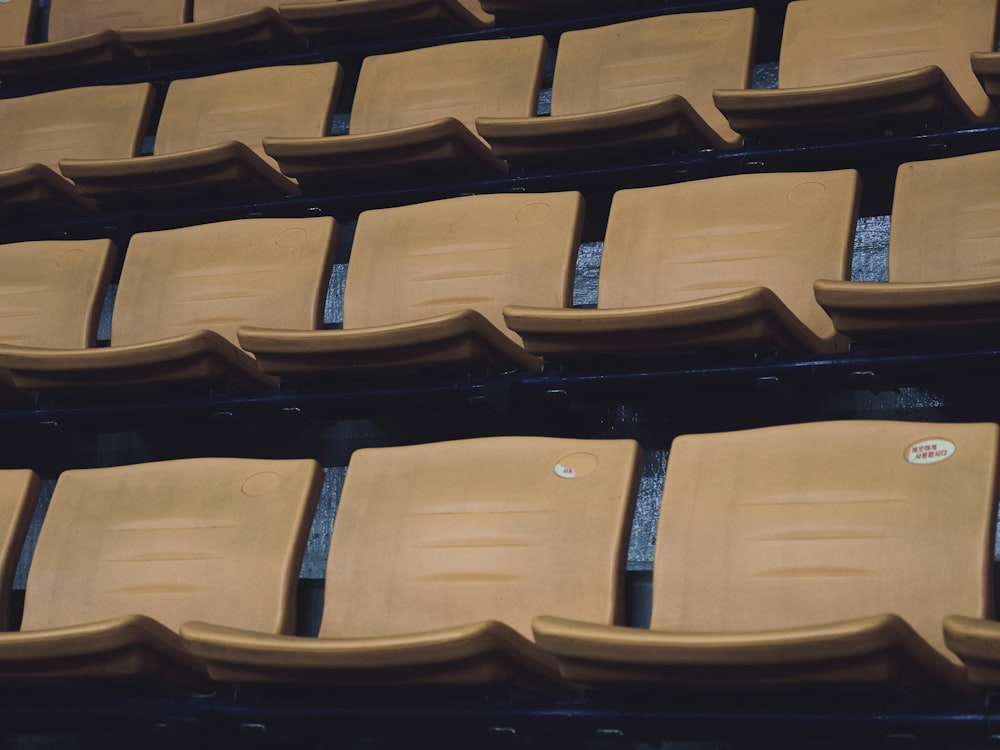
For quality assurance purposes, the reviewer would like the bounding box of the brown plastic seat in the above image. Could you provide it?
[0,0,37,47]
[971,51,1000,106]
[59,62,342,209]
[0,83,154,218]
[0,217,337,395]
[714,0,998,138]
[504,170,858,361]
[0,239,118,398]
[0,458,322,680]
[0,470,41,631]
[534,420,999,694]
[262,36,546,186]
[815,151,1000,343]
[237,191,582,379]
[0,0,187,81]
[278,0,493,38]
[181,436,642,691]
[119,1,305,63]
[476,9,756,161]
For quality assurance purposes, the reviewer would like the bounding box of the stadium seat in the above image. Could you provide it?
[119,1,305,62]
[0,217,337,395]
[262,37,546,187]
[971,51,1000,106]
[504,170,858,361]
[181,436,642,692]
[277,0,494,38]
[0,239,118,398]
[533,420,999,694]
[0,470,41,631]
[714,0,997,138]
[0,0,37,48]
[476,9,756,161]
[0,0,187,80]
[0,458,322,680]
[816,151,1000,345]
[59,62,342,208]
[238,191,582,379]
[0,83,154,218]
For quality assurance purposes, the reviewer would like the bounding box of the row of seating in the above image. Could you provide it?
[0,0,493,78]
[0,421,997,694]
[7,0,1000,218]
[2,150,997,400]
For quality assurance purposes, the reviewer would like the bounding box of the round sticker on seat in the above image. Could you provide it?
[554,452,598,479]
[905,438,955,465]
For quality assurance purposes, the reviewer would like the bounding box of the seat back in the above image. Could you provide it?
[651,420,999,662]
[0,83,154,174]
[46,0,189,42]
[778,0,996,121]
[21,458,322,635]
[889,150,1000,283]
[0,470,41,631]
[551,9,756,143]
[111,216,336,348]
[320,436,642,640]
[0,239,117,350]
[193,0,277,22]
[598,170,859,348]
[349,36,546,140]
[154,62,341,171]
[0,0,37,46]
[342,192,582,345]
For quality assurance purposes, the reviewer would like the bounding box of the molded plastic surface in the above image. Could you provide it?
[534,420,999,694]
[505,170,858,359]
[183,435,642,690]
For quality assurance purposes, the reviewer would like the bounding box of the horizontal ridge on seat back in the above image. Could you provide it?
[59,62,342,208]
[262,36,546,185]
[181,435,643,690]
[239,191,583,378]
[0,216,337,394]
[0,83,155,217]
[533,420,1000,694]
[505,170,859,361]
[476,8,757,160]
[815,150,1000,342]
[0,457,322,680]
[713,0,998,137]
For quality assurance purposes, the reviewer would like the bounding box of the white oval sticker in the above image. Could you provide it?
[553,463,576,479]
[905,438,955,465]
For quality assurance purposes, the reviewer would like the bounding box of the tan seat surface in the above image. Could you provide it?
[182,435,642,691]
[816,150,1000,342]
[60,62,342,208]
[239,191,582,378]
[278,0,493,37]
[0,0,37,47]
[714,0,997,137]
[534,420,999,694]
[262,36,545,185]
[0,470,41,631]
[119,1,304,62]
[0,457,321,681]
[477,9,756,160]
[0,83,154,217]
[505,170,858,360]
[0,216,337,394]
[0,0,187,79]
